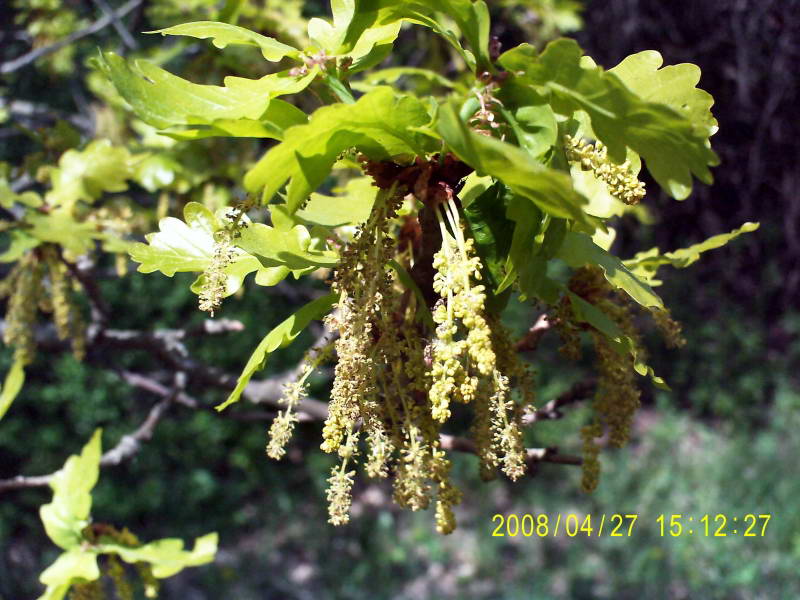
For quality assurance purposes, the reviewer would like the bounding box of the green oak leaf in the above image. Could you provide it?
[0,358,25,420]
[39,429,102,550]
[98,52,314,133]
[46,140,134,210]
[129,202,291,296]
[148,21,301,62]
[99,532,218,578]
[0,230,41,262]
[496,82,559,158]
[216,293,337,411]
[38,550,100,600]
[437,102,593,227]
[624,222,759,284]
[462,181,516,291]
[567,291,668,389]
[245,86,435,212]
[352,67,458,93]
[26,210,98,258]
[319,0,492,73]
[286,177,379,228]
[235,222,339,271]
[609,50,718,139]
[557,231,663,308]
[500,39,719,200]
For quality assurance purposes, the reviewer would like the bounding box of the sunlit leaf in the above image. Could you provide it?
[129,202,276,296]
[38,550,100,588]
[46,140,134,209]
[100,532,218,578]
[609,50,718,139]
[245,87,435,212]
[0,358,25,420]
[216,293,337,411]
[235,222,339,271]
[500,39,719,199]
[624,222,760,284]
[149,21,301,62]
[39,429,102,550]
[98,52,314,132]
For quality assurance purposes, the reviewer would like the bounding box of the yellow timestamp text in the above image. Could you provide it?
[491,513,639,538]
[656,514,771,537]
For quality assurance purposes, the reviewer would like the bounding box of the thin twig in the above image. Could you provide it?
[0,0,143,75]
[89,0,139,50]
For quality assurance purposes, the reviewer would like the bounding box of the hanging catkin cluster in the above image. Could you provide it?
[263,184,536,533]
[559,265,686,491]
[1,247,86,364]
[565,134,646,205]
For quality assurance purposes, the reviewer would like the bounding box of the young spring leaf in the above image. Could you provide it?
[609,50,718,139]
[500,39,719,200]
[624,222,760,284]
[437,102,593,226]
[98,532,218,578]
[148,21,301,62]
[39,429,102,550]
[0,358,25,420]
[216,293,337,411]
[557,231,663,308]
[45,140,134,209]
[98,52,313,134]
[245,86,435,212]
[38,550,100,600]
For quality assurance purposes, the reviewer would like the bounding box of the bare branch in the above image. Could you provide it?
[0,0,143,75]
[522,379,597,425]
[0,394,174,494]
[515,313,552,352]
[439,434,582,470]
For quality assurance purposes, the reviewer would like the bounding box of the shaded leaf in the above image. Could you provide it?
[26,211,98,258]
[567,291,668,389]
[437,102,593,226]
[0,230,40,262]
[216,293,337,411]
[557,231,663,308]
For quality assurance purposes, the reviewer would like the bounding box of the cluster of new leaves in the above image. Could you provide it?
[77,0,759,533]
[36,430,216,600]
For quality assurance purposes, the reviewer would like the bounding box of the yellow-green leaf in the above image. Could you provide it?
[216,293,337,411]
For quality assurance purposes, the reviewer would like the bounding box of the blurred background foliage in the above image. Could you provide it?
[1,0,798,598]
